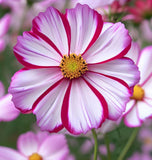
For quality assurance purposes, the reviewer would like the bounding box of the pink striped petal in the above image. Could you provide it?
[138,46,152,85]
[38,134,69,159]
[124,103,142,127]
[61,78,108,135]
[32,6,70,56]
[17,132,39,156]
[33,79,69,132]
[14,31,62,68]
[83,22,131,64]
[0,94,19,121]
[66,4,103,55]
[84,72,131,120]
[9,68,63,113]
[88,58,140,88]
[0,147,25,160]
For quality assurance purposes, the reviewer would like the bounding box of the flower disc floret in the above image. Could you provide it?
[29,153,42,160]
[131,85,144,101]
[60,53,88,79]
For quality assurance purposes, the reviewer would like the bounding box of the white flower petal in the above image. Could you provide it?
[138,46,152,85]
[33,79,69,132]
[137,101,152,121]
[124,103,142,127]
[84,72,131,120]
[14,31,62,68]
[62,78,108,135]
[125,41,140,64]
[88,58,140,88]
[142,75,152,98]
[9,68,63,113]
[123,100,135,114]
[66,4,102,55]
[83,22,131,64]
[32,6,70,56]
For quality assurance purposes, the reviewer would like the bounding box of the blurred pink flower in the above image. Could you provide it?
[126,0,152,22]
[0,81,19,122]
[23,0,66,29]
[9,4,139,135]
[71,0,115,9]
[99,144,115,155]
[128,152,152,160]
[140,18,152,42]
[0,0,26,30]
[124,44,152,127]
[0,14,10,52]
[80,139,115,157]
[138,126,152,153]
[0,131,69,160]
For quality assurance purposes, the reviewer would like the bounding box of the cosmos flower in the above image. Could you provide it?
[9,4,139,135]
[0,81,19,122]
[0,131,69,160]
[124,44,152,127]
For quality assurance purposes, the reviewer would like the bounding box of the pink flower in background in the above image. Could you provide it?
[0,131,69,160]
[0,14,10,52]
[9,4,139,135]
[80,138,115,158]
[0,0,26,31]
[127,0,152,22]
[124,44,152,127]
[72,0,115,8]
[128,152,152,160]
[118,0,130,5]
[0,81,19,122]
[140,18,152,42]
[24,0,66,29]
[138,126,152,153]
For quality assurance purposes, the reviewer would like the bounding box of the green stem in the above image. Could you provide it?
[104,134,111,160]
[117,127,139,160]
[92,129,98,160]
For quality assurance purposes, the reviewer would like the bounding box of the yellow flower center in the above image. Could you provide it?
[29,153,43,160]
[60,53,88,79]
[131,85,145,101]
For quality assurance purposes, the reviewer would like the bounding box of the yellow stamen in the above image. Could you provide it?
[60,53,88,79]
[29,153,42,160]
[131,85,144,101]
